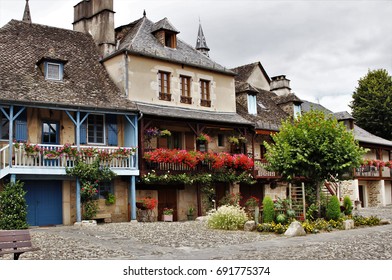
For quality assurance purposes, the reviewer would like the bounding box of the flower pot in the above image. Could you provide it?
[163,214,173,222]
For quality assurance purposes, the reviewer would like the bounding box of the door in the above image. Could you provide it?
[24,180,63,226]
[158,188,177,221]
[240,182,263,207]
[215,182,229,206]
[359,185,364,208]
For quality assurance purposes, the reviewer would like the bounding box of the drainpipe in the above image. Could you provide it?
[125,50,129,97]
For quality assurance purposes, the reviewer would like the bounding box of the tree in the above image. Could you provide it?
[0,180,29,229]
[351,69,392,140]
[264,110,366,212]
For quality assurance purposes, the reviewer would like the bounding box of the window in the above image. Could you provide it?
[97,182,114,199]
[180,75,192,104]
[247,94,257,115]
[200,79,211,107]
[42,122,59,144]
[218,134,224,147]
[165,32,176,48]
[260,144,267,159]
[46,62,63,81]
[87,114,105,144]
[0,110,9,140]
[158,71,171,101]
[293,104,301,119]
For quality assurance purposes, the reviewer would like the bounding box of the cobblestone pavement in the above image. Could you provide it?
[1,206,391,260]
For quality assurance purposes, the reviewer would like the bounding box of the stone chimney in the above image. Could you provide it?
[73,0,115,58]
[270,75,291,96]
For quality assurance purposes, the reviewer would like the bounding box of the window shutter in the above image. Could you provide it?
[15,108,27,141]
[107,114,118,146]
[79,113,87,144]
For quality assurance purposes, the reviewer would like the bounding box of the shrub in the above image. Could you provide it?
[343,196,353,215]
[262,196,275,223]
[353,215,380,226]
[0,180,29,229]
[326,195,341,221]
[276,213,287,224]
[256,222,288,234]
[207,205,248,230]
[306,203,318,221]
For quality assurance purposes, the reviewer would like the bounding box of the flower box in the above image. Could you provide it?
[163,214,173,222]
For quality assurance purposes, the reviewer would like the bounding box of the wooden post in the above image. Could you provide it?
[302,182,306,220]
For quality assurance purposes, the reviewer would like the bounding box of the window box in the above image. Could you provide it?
[200,99,211,107]
[180,96,192,104]
[159,93,172,101]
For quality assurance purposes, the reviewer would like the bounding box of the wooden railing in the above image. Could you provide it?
[254,159,278,178]
[143,160,212,175]
[5,144,137,170]
[354,165,391,178]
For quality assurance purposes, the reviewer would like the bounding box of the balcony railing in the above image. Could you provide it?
[143,160,212,175]
[254,159,278,178]
[354,164,391,178]
[1,144,137,171]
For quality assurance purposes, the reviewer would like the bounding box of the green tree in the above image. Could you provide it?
[0,180,29,229]
[351,69,392,140]
[264,110,366,212]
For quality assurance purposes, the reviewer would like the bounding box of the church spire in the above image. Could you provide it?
[195,21,210,57]
[22,0,32,24]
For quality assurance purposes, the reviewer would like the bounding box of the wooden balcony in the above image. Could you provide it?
[142,160,212,175]
[354,164,392,179]
[0,144,138,179]
[254,159,280,179]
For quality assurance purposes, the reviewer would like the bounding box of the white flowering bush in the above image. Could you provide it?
[207,205,248,230]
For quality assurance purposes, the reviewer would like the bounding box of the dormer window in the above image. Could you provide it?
[164,32,176,48]
[294,104,302,119]
[46,62,63,81]
[37,57,67,82]
[151,18,180,49]
[247,94,257,115]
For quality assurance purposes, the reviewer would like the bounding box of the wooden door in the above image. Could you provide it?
[215,182,229,206]
[239,182,263,207]
[158,188,178,221]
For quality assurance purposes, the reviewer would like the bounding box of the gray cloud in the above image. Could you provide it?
[1,0,391,113]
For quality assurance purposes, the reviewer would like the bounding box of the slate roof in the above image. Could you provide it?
[0,20,137,112]
[235,84,287,131]
[136,102,253,126]
[151,17,179,33]
[274,93,302,105]
[231,62,271,84]
[302,101,392,147]
[112,17,234,75]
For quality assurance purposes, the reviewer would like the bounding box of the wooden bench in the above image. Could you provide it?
[0,230,40,260]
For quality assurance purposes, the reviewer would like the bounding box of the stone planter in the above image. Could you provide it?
[163,214,173,222]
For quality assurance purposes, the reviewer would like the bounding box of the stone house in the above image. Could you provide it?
[72,0,254,221]
[233,61,392,208]
[0,5,139,226]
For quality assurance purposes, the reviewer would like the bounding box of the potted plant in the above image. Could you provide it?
[187,206,195,221]
[105,193,116,205]
[196,133,211,143]
[160,129,171,137]
[24,143,41,157]
[162,208,174,222]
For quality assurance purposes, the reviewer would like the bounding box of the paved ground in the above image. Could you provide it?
[1,206,391,260]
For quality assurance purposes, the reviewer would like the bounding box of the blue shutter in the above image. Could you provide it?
[80,113,87,144]
[107,114,118,146]
[15,108,27,141]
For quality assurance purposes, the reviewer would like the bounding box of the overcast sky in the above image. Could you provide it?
[1,0,391,113]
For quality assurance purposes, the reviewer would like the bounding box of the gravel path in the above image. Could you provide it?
[1,206,391,260]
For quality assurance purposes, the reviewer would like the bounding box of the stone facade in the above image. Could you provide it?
[368,181,381,207]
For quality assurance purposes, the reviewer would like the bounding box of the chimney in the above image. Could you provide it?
[73,0,115,58]
[270,75,291,96]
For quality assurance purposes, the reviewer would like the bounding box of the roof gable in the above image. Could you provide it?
[232,62,271,89]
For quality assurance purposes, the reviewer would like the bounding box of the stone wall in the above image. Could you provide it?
[368,181,381,207]
[340,180,355,201]
[264,182,287,200]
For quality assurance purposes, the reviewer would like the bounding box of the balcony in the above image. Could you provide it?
[254,159,279,178]
[354,164,391,179]
[0,144,138,179]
